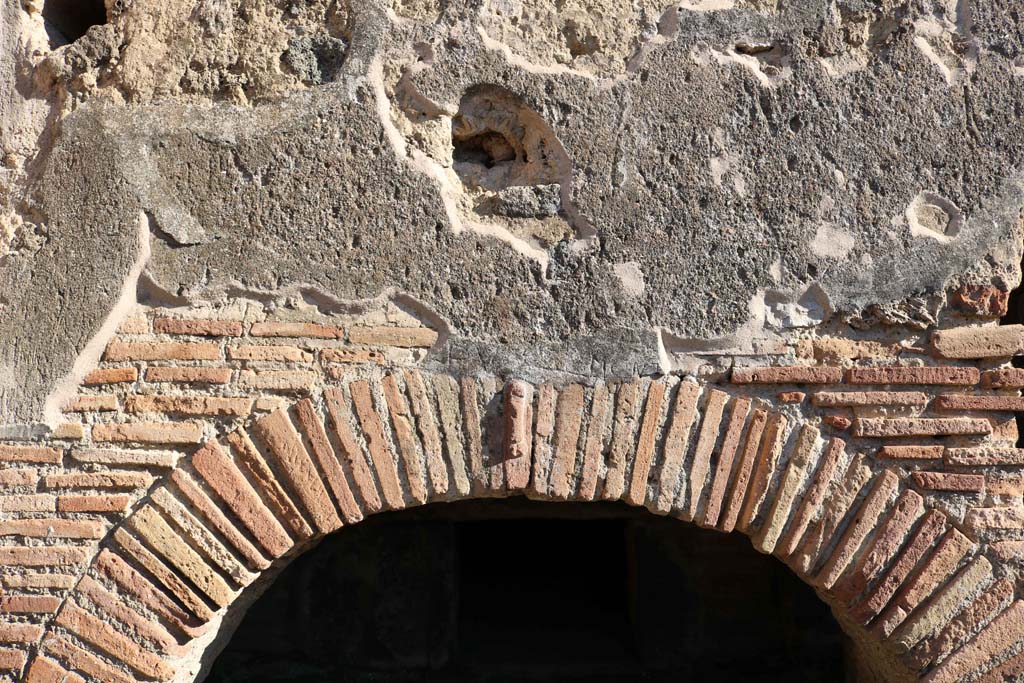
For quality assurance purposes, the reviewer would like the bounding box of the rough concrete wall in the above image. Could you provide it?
[1,0,1023,422]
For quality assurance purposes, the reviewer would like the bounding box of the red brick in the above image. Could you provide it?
[951,284,1010,317]
[57,494,131,513]
[22,656,68,682]
[250,321,344,338]
[227,345,312,362]
[348,326,438,348]
[702,396,751,527]
[238,369,316,391]
[817,469,900,589]
[0,518,104,538]
[852,417,991,437]
[56,601,174,679]
[964,507,1024,532]
[0,624,42,644]
[977,649,1024,683]
[61,395,117,412]
[878,445,945,460]
[433,375,471,496]
[719,408,768,533]
[0,493,54,512]
[0,595,62,613]
[924,601,1024,683]
[103,340,221,361]
[0,468,36,487]
[461,377,488,493]
[226,429,313,541]
[601,381,641,502]
[254,409,343,533]
[502,379,534,492]
[321,348,386,365]
[381,374,429,504]
[813,391,929,407]
[323,388,384,513]
[875,528,975,636]
[852,509,947,624]
[77,576,181,655]
[778,437,845,556]
[935,394,1024,411]
[0,648,26,672]
[736,413,789,532]
[293,399,362,524]
[154,317,243,336]
[44,471,152,489]
[349,380,410,508]
[170,469,270,571]
[192,441,293,558]
[982,368,1024,388]
[42,636,132,683]
[652,382,701,514]
[72,447,178,467]
[911,471,985,492]
[94,549,204,637]
[732,366,843,384]
[0,573,75,590]
[910,577,1015,670]
[777,391,805,403]
[404,370,449,497]
[125,395,253,416]
[847,366,980,385]
[834,489,925,604]
[931,325,1024,359]
[947,447,1024,466]
[144,366,232,384]
[113,527,214,621]
[548,383,587,500]
[823,415,852,431]
[92,421,203,444]
[82,367,138,385]
[0,445,61,464]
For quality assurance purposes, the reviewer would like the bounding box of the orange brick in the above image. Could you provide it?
[702,396,751,527]
[911,471,985,492]
[823,415,852,431]
[0,494,55,512]
[964,507,1024,531]
[92,421,203,444]
[43,471,152,489]
[153,317,243,336]
[103,340,221,361]
[323,388,384,514]
[250,321,343,338]
[812,391,929,407]
[0,445,61,464]
[144,366,232,384]
[0,624,43,643]
[348,326,438,348]
[878,445,945,460]
[113,527,214,621]
[777,391,805,403]
[76,575,181,655]
[1,573,76,590]
[57,494,131,513]
[0,546,86,567]
[935,394,1024,411]
[55,602,174,680]
[718,407,768,533]
[228,345,312,362]
[653,382,701,514]
[931,325,1024,359]
[226,430,313,541]
[847,366,979,385]
[124,395,253,416]
[924,601,1024,683]
[982,368,1024,388]
[381,374,430,503]
[293,399,363,524]
[0,518,105,538]
[0,468,37,487]
[685,389,729,519]
[349,380,405,509]
[950,284,1010,317]
[947,447,1024,466]
[321,348,386,365]
[82,367,138,385]
[23,656,72,682]
[549,383,587,501]
[0,595,62,613]
[51,423,84,440]
[72,448,179,467]
[238,370,316,391]
[0,647,26,672]
[852,417,991,437]
[731,366,843,384]
[61,395,118,412]
[778,437,845,556]
[41,636,133,683]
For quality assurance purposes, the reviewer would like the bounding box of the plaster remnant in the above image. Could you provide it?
[907,192,962,243]
[613,262,646,298]
[810,223,855,259]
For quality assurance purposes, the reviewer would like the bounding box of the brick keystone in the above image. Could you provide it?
[846,366,980,385]
[931,325,1024,359]
[731,366,843,384]
[852,418,991,438]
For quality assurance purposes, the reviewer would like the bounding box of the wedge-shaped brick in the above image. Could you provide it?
[42,636,133,683]
[578,382,612,501]
[702,397,751,528]
[923,600,1024,683]
[460,377,487,493]
[55,601,174,680]
[626,380,668,507]
[77,575,181,656]
[736,413,789,533]
[653,382,701,514]
[502,379,534,492]
[350,379,407,509]
[405,370,450,496]
[382,374,429,504]
[602,380,642,502]
[719,408,769,533]
[434,375,471,497]
[683,389,729,520]
[755,424,820,554]
[293,399,362,524]
[550,384,587,501]
[113,528,214,621]
[323,388,385,513]
[779,437,845,557]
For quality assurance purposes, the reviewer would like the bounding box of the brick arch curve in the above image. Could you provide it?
[19,367,1003,683]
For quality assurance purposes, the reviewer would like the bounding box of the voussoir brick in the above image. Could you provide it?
[923,600,1024,683]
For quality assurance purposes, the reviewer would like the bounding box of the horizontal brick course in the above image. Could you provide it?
[0,493,55,512]
[82,367,138,386]
[61,395,118,412]
[846,367,980,385]
[982,368,1024,388]
[911,472,985,492]
[0,518,105,538]
[0,624,43,643]
[43,471,152,490]
[144,366,232,384]
[228,345,313,362]
[945,447,1024,466]
[57,494,131,513]
[0,546,86,567]
[124,395,253,416]
[153,317,243,336]
[0,595,62,613]
[71,448,179,467]
[348,326,438,348]
[731,366,843,384]
[321,348,386,365]
[935,394,1024,411]
[931,325,1024,359]
[0,445,62,464]
[0,648,26,672]
[250,321,344,338]
[92,421,203,444]
[878,445,945,460]
[852,418,991,438]
[55,601,175,679]
[813,391,930,407]
[104,340,221,361]
[0,468,37,487]
[238,370,317,391]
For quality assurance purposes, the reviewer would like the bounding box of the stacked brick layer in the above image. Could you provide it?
[2,311,1024,682]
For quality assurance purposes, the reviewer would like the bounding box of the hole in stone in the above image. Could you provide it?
[203,500,860,682]
[41,0,107,46]
[453,131,517,169]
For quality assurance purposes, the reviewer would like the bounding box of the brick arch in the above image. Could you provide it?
[5,307,1024,682]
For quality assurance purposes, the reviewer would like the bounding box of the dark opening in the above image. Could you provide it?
[452,131,518,169]
[205,500,852,683]
[41,0,107,47]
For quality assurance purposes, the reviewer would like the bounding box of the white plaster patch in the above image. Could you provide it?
[906,191,962,243]
[613,261,646,297]
[810,223,855,259]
